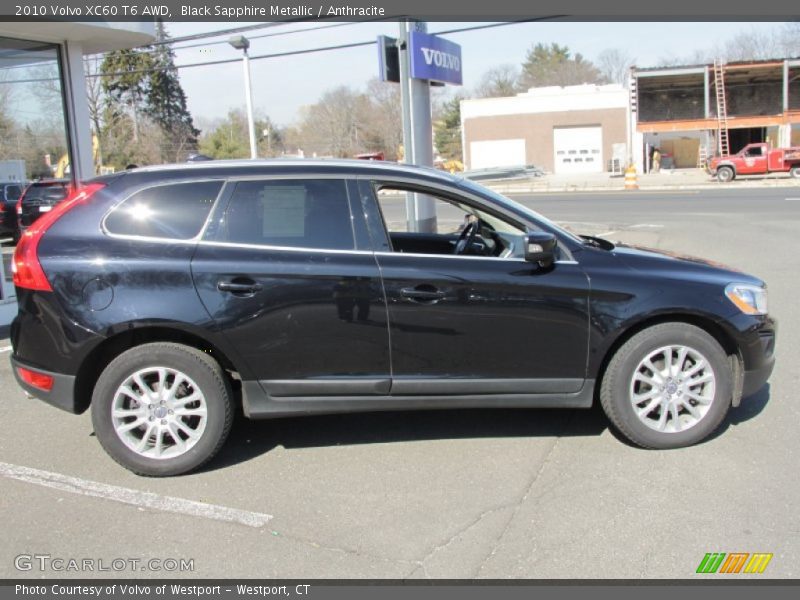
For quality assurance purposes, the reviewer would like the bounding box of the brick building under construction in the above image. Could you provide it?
[633,58,800,169]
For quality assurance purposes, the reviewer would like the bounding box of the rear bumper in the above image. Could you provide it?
[10,355,79,414]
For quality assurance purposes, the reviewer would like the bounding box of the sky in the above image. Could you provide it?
[163,21,787,128]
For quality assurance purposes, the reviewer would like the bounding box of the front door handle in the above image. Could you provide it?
[400,287,445,302]
[218,280,263,295]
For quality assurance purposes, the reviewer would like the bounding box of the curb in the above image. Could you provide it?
[483,179,800,195]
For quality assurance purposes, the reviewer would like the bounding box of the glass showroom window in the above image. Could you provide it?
[0,37,71,185]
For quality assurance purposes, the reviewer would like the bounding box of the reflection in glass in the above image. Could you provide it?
[0,36,69,182]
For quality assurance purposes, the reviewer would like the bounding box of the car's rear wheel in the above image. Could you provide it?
[790,166,800,179]
[600,323,733,449]
[716,166,735,183]
[91,343,233,476]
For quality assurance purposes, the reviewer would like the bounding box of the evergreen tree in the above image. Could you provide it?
[519,43,605,89]
[100,22,198,165]
[100,48,154,142]
[434,96,463,161]
[146,21,200,161]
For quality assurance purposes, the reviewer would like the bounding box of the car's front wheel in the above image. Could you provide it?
[600,323,733,449]
[91,343,233,476]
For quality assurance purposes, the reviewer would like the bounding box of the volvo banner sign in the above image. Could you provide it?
[408,31,463,86]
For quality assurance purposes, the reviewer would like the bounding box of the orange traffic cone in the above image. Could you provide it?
[624,165,638,190]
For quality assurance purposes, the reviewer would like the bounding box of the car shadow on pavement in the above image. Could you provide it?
[205,405,610,472]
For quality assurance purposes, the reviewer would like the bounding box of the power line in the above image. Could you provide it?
[86,19,390,61]
[3,20,556,84]
[85,20,552,80]
[143,21,290,46]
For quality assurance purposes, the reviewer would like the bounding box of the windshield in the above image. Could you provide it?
[23,183,69,203]
[457,177,584,245]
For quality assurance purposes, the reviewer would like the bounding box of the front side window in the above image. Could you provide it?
[373,184,526,259]
[105,180,222,240]
[220,179,355,251]
[745,146,764,157]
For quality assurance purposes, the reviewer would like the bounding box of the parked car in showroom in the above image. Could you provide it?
[16,178,71,236]
[0,181,24,242]
[10,160,775,476]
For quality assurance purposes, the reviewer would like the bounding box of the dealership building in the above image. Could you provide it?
[0,21,156,319]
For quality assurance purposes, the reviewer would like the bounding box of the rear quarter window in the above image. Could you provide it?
[104,180,223,240]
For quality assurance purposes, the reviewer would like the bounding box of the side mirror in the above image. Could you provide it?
[524,231,557,268]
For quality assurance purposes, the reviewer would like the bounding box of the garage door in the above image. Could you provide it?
[469,139,526,170]
[554,126,602,174]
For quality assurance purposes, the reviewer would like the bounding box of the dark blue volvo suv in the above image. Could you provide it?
[10,160,775,475]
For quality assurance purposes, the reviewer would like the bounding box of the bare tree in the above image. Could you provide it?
[652,23,799,68]
[474,64,520,98]
[360,78,403,159]
[719,28,782,61]
[597,48,635,85]
[291,86,366,158]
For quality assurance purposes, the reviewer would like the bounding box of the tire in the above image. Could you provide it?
[716,166,734,183]
[790,166,800,179]
[600,323,733,449]
[91,343,233,476]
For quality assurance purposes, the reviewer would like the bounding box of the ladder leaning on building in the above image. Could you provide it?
[713,59,730,157]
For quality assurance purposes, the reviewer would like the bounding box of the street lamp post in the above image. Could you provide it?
[228,35,257,159]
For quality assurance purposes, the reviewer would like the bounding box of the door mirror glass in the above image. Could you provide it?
[524,231,557,267]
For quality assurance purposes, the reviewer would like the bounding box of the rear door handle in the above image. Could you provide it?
[217,280,263,294]
[400,287,446,302]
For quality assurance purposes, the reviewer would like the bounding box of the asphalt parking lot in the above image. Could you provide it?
[0,186,797,579]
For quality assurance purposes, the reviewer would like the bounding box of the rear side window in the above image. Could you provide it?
[220,179,355,250]
[5,185,22,201]
[105,180,223,240]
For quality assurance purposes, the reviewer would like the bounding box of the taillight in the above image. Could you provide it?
[12,182,105,291]
[17,367,54,392]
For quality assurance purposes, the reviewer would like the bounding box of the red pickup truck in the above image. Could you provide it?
[708,143,800,182]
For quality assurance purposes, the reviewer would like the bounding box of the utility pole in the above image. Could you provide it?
[229,35,257,159]
[398,20,436,233]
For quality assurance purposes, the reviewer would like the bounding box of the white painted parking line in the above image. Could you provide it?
[595,231,617,238]
[0,346,13,353]
[786,198,800,201]
[628,223,664,229]
[0,462,273,528]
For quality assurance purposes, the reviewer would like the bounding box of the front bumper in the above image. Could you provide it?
[10,355,79,414]
[740,325,776,399]
[743,355,775,397]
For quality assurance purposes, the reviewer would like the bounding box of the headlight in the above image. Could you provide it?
[725,283,768,315]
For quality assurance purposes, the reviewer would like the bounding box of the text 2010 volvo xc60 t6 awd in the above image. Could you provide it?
[10,160,775,475]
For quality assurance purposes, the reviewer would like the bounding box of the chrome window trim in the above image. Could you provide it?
[197,240,373,255]
[374,251,580,264]
[93,233,582,264]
